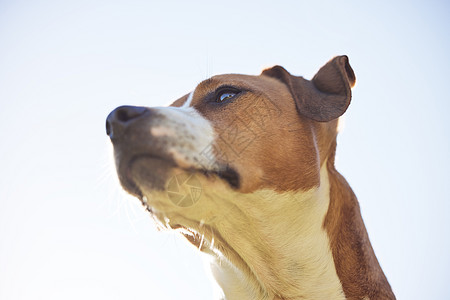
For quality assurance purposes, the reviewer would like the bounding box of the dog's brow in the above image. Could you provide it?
[196,77,221,91]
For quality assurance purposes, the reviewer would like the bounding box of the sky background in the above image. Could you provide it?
[0,0,449,299]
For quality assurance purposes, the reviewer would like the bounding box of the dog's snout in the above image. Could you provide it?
[106,105,149,139]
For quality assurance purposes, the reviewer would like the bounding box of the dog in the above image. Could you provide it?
[106,56,395,299]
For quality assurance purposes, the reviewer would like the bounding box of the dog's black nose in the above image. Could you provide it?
[106,105,149,139]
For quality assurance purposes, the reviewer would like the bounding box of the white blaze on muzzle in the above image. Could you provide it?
[150,105,218,171]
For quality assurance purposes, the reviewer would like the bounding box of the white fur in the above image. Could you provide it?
[206,163,344,299]
[142,157,345,299]
[210,255,263,300]
[150,105,218,170]
[182,91,194,108]
[150,126,176,137]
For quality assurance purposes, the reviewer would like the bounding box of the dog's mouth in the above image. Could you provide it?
[117,153,240,200]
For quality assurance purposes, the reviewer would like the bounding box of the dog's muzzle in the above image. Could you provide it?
[106,105,180,197]
[106,105,240,198]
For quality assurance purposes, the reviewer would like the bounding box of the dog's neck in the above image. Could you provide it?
[198,158,393,300]
[198,162,341,299]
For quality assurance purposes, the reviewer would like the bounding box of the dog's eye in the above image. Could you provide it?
[218,92,236,102]
[216,88,240,103]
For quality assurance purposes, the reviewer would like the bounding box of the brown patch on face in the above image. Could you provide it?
[187,74,323,193]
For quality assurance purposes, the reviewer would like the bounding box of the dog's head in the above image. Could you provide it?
[106,55,355,295]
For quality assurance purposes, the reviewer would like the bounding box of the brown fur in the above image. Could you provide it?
[180,75,321,193]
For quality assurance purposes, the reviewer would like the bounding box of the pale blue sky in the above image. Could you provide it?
[0,0,449,299]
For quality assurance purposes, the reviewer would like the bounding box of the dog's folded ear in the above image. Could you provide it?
[261,55,356,122]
